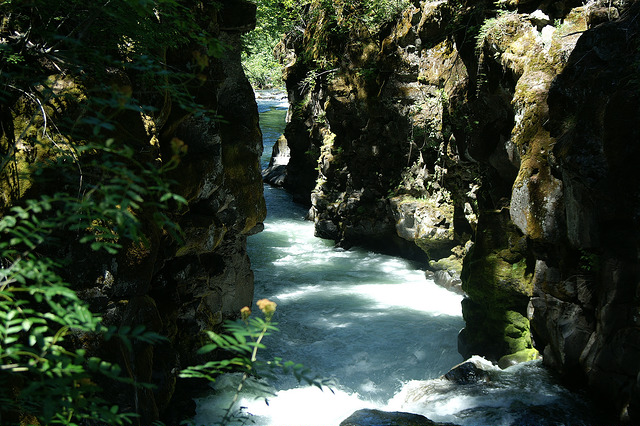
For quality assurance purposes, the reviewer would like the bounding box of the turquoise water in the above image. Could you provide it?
[193,91,600,426]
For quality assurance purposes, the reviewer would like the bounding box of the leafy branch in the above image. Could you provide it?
[180,299,333,425]
[0,0,216,424]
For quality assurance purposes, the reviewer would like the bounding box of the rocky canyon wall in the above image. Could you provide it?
[273,0,639,421]
[0,1,265,424]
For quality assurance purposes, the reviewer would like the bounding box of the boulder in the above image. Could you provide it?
[390,195,456,260]
[443,358,493,384]
[340,409,457,426]
[498,348,541,369]
[263,135,291,186]
[429,255,464,294]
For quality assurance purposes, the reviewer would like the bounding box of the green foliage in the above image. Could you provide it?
[361,0,412,28]
[0,215,167,425]
[242,0,410,87]
[242,0,306,88]
[475,10,517,53]
[315,0,410,34]
[579,249,600,273]
[249,0,305,48]
[0,166,183,425]
[242,49,284,89]
[291,0,411,73]
[180,300,331,425]
[1,1,325,423]
[0,0,217,424]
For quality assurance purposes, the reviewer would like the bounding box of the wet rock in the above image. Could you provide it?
[443,358,492,384]
[459,209,536,360]
[433,270,463,294]
[262,164,288,186]
[263,134,291,186]
[339,409,457,426]
[315,219,340,240]
[498,348,541,369]
[429,255,464,294]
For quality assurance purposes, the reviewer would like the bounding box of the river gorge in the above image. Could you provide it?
[192,93,604,426]
[1,0,639,424]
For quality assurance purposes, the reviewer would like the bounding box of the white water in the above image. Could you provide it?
[193,91,601,426]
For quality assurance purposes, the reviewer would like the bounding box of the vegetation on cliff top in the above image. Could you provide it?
[242,0,410,88]
[242,0,300,88]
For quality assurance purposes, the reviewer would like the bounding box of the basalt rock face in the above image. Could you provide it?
[276,0,639,421]
[103,6,267,423]
[1,1,265,424]
[536,4,640,419]
[278,1,479,260]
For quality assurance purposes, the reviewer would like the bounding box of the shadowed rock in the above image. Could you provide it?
[443,359,492,385]
[340,409,458,426]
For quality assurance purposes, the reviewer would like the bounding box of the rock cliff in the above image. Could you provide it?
[0,1,265,424]
[539,5,640,419]
[274,0,639,421]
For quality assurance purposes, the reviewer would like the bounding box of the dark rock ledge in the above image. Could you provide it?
[340,409,459,426]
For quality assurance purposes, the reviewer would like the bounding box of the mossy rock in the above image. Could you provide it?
[460,299,535,360]
[460,209,536,361]
[498,348,540,369]
[429,254,463,274]
[1,76,90,210]
[503,310,534,352]
[460,250,534,360]
[221,142,267,234]
[463,253,533,301]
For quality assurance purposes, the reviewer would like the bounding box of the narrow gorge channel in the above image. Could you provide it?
[3,1,639,424]
[193,93,602,426]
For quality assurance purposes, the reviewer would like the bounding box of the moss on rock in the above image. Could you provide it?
[460,209,535,361]
[498,348,540,369]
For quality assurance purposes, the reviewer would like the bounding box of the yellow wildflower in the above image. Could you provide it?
[240,306,251,321]
[256,298,277,320]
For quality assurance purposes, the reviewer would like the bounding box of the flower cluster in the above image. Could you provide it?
[240,306,251,321]
[256,298,277,321]
[240,298,277,322]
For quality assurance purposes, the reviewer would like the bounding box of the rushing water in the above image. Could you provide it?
[193,90,601,426]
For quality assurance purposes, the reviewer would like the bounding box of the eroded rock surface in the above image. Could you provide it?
[537,3,640,418]
[273,0,640,421]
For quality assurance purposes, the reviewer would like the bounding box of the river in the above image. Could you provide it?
[193,91,601,426]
